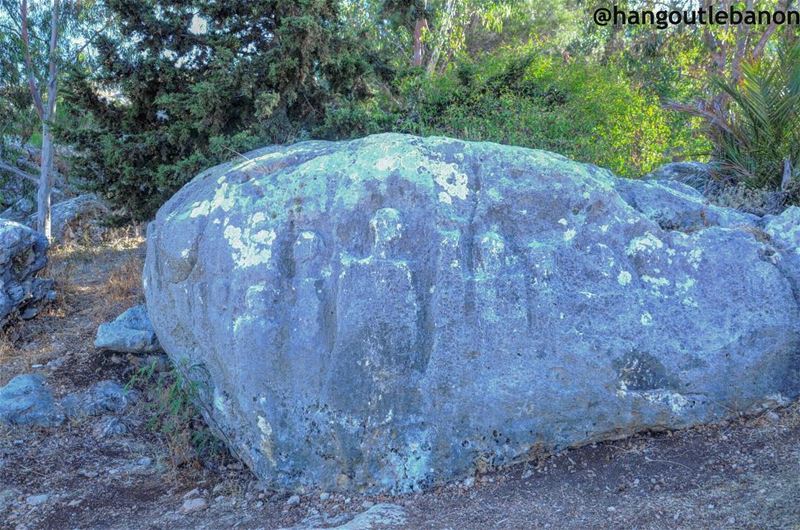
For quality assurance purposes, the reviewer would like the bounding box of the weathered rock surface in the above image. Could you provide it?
[281,503,407,530]
[0,197,34,223]
[644,161,715,194]
[0,374,63,427]
[144,134,800,494]
[645,162,794,216]
[0,220,55,328]
[95,305,161,353]
[27,193,110,244]
[61,380,135,418]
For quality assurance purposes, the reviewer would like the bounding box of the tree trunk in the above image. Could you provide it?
[412,18,428,67]
[782,157,793,191]
[37,122,53,240]
[425,0,456,75]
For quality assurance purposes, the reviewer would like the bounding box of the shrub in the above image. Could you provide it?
[127,358,224,467]
[62,0,374,221]
[684,43,800,192]
[318,45,704,176]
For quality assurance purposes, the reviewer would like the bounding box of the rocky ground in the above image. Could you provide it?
[0,232,798,530]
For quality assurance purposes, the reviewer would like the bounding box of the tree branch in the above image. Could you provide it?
[20,0,44,119]
[44,0,61,120]
[71,17,113,61]
[752,0,793,60]
[0,159,64,196]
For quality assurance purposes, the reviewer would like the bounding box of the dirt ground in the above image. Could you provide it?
[1,234,799,530]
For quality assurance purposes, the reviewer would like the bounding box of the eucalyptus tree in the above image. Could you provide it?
[0,0,106,239]
[379,0,540,72]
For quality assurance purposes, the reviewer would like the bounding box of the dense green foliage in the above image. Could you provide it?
[61,0,372,219]
[691,43,800,190]
[1,0,798,219]
[319,46,704,176]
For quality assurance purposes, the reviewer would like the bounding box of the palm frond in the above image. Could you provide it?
[680,42,800,191]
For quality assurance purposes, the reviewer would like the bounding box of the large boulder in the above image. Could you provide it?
[144,134,800,494]
[27,193,110,244]
[0,220,55,328]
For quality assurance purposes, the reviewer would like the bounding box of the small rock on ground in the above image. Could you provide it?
[179,497,207,515]
[61,380,134,418]
[25,494,49,506]
[92,416,128,437]
[94,305,161,354]
[0,374,63,427]
[286,494,301,506]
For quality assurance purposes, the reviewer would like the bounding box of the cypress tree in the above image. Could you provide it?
[63,0,371,220]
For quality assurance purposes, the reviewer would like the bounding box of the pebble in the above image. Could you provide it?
[137,457,152,467]
[319,492,330,501]
[183,488,201,500]
[362,500,375,509]
[46,357,65,370]
[26,494,49,506]
[67,499,82,507]
[93,416,127,437]
[463,477,475,489]
[287,494,301,506]
[180,497,207,514]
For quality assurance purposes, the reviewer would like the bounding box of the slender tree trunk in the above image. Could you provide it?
[412,18,428,67]
[426,0,456,75]
[28,0,60,240]
[37,122,53,240]
[782,157,793,191]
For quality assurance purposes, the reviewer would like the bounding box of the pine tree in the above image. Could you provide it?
[62,0,372,220]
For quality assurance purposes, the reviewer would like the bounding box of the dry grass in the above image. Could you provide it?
[0,330,15,359]
[0,224,146,387]
[106,254,145,305]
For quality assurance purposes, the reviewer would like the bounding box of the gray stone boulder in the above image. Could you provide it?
[0,374,63,427]
[61,380,135,418]
[644,162,794,216]
[95,305,161,353]
[144,134,800,494]
[0,220,55,328]
[762,206,800,302]
[27,193,110,244]
[643,161,717,195]
[0,197,35,223]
